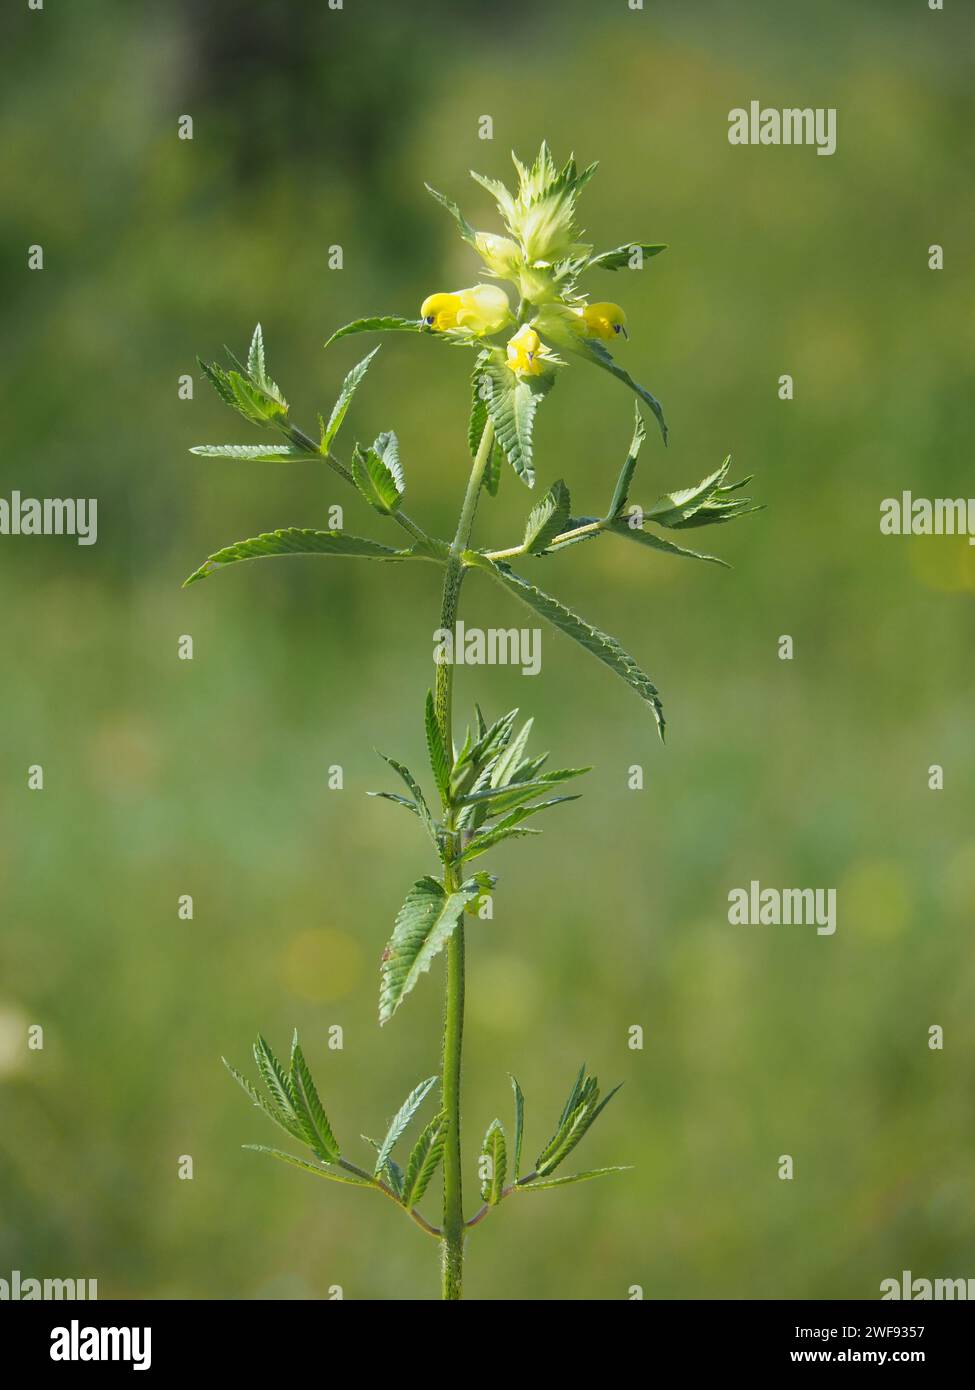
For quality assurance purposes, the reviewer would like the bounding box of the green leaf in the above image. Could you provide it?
[253,1035,300,1121]
[367,790,420,819]
[608,404,647,517]
[288,1034,340,1163]
[374,1075,438,1177]
[242,1146,372,1186]
[608,519,728,567]
[377,753,438,849]
[511,1076,525,1180]
[483,442,503,497]
[247,322,266,382]
[574,337,667,444]
[644,457,732,526]
[462,870,497,914]
[480,359,552,487]
[466,554,665,738]
[535,1073,622,1177]
[379,877,481,1024]
[469,362,490,457]
[458,823,542,862]
[322,346,380,451]
[190,444,313,462]
[372,430,404,492]
[480,1119,507,1204]
[425,183,477,245]
[402,1112,446,1209]
[229,372,288,424]
[520,1166,632,1190]
[425,691,451,805]
[325,316,427,348]
[352,444,403,515]
[460,797,579,862]
[489,716,535,789]
[524,481,571,555]
[184,529,412,586]
[223,1057,299,1142]
[588,243,668,271]
[198,358,239,411]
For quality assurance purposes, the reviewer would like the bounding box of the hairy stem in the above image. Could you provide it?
[436,417,495,1301]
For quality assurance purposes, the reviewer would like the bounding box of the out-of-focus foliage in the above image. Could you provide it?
[1,0,973,1300]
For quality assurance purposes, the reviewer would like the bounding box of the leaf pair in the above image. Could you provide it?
[352,431,405,515]
[477,1071,629,1207]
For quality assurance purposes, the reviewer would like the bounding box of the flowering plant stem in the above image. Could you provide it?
[192,142,760,1303]
[437,417,495,1299]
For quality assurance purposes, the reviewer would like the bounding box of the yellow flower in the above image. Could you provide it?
[420,284,512,335]
[575,302,628,341]
[505,325,544,376]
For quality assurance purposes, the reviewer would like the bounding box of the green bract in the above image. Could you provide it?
[187,143,760,1301]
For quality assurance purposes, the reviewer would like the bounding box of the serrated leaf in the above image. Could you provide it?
[459,822,543,862]
[183,529,412,586]
[325,316,427,348]
[367,790,420,818]
[379,877,481,1024]
[574,337,666,444]
[511,1076,525,1180]
[469,363,490,457]
[190,444,313,462]
[242,1146,371,1185]
[377,753,438,849]
[289,1035,340,1163]
[490,716,535,788]
[198,358,238,410]
[425,691,451,805]
[524,482,571,555]
[480,360,552,487]
[480,1119,507,1204]
[483,442,503,497]
[588,242,668,271]
[645,457,732,526]
[466,554,665,738]
[520,1166,632,1190]
[223,1057,298,1141]
[535,1076,622,1177]
[352,444,403,515]
[322,346,380,451]
[229,372,288,424]
[608,520,728,567]
[372,430,404,492]
[247,322,266,382]
[425,183,477,245]
[609,404,647,517]
[375,1075,438,1177]
[251,1036,307,1143]
[402,1112,446,1209]
[462,870,496,914]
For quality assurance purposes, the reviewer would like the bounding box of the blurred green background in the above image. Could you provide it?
[2,0,974,1301]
